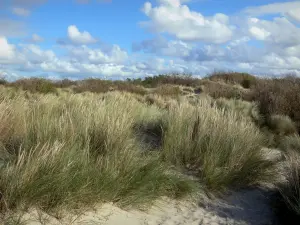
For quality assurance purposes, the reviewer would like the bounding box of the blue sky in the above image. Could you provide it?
[0,0,300,80]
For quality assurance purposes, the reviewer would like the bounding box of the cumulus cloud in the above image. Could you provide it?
[244,1,300,16]
[12,7,31,16]
[67,25,97,44]
[19,44,56,64]
[68,44,128,64]
[285,8,300,22]
[247,17,300,46]
[0,37,16,63]
[132,36,192,57]
[2,0,300,80]
[244,1,300,23]
[0,36,134,78]
[140,0,233,44]
[249,26,270,40]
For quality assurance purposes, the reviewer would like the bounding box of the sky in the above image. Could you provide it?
[0,0,300,80]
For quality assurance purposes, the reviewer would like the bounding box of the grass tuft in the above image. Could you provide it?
[161,97,275,192]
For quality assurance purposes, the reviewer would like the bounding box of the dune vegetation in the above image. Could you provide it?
[1,72,300,223]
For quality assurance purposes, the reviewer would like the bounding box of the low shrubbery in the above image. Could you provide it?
[206,71,258,89]
[250,76,300,133]
[128,74,200,88]
[9,78,58,94]
[198,80,249,100]
[152,84,182,96]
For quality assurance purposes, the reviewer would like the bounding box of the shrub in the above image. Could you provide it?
[198,80,249,100]
[279,135,300,153]
[9,78,57,94]
[251,77,300,132]
[161,98,275,192]
[268,115,298,136]
[153,85,182,96]
[72,79,112,93]
[206,71,257,89]
[0,79,7,85]
[54,79,77,88]
[73,79,147,95]
[114,81,147,95]
[130,74,201,88]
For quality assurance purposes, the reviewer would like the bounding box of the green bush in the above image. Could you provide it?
[268,115,298,136]
[129,74,200,88]
[198,80,249,100]
[206,71,257,89]
[251,77,300,132]
[9,78,57,94]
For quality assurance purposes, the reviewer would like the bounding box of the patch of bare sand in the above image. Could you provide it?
[3,148,285,225]
[4,188,279,225]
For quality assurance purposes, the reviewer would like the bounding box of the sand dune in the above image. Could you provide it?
[14,188,278,225]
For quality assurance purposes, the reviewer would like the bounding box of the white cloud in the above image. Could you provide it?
[19,44,56,64]
[40,60,80,73]
[133,36,192,57]
[285,45,300,57]
[249,26,270,40]
[0,37,16,63]
[141,0,233,43]
[67,25,97,44]
[285,8,300,22]
[244,2,300,23]
[2,0,300,80]
[247,17,300,46]
[12,7,31,16]
[69,44,128,64]
[244,1,300,16]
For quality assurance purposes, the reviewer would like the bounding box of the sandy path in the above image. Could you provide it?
[12,188,278,225]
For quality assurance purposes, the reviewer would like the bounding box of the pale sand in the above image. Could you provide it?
[7,188,278,225]
[3,148,284,225]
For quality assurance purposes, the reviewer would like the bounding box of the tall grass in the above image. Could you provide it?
[161,97,275,192]
[275,151,300,219]
[0,90,196,212]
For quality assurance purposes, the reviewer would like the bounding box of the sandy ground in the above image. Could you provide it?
[6,188,279,225]
[3,148,284,225]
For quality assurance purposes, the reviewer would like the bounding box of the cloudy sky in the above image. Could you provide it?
[0,0,300,80]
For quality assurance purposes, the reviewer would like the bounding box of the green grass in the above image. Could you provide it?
[276,151,300,216]
[267,115,298,136]
[161,97,275,192]
[0,82,283,220]
[0,90,196,213]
